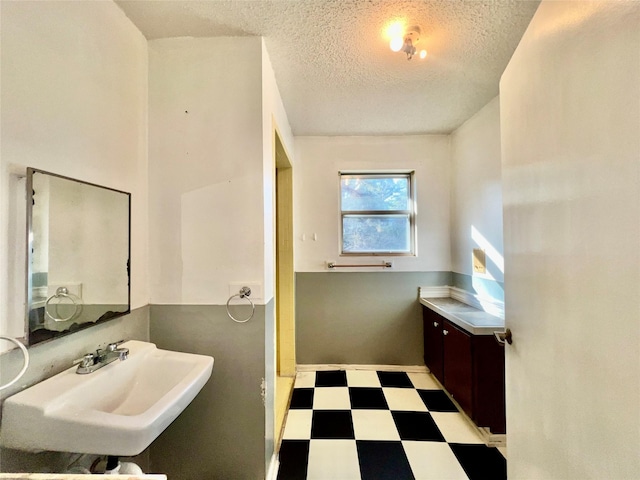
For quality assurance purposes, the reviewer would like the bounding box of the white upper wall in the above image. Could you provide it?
[148,37,266,305]
[501,1,640,478]
[0,1,148,337]
[1,17,295,316]
[294,135,451,272]
[450,96,504,282]
[262,39,295,302]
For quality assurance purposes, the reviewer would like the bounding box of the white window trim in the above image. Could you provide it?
[339,171,416,256]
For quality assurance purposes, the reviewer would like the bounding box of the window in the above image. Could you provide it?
[340,172,415,255]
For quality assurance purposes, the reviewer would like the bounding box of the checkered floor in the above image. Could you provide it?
[276,369,506,480]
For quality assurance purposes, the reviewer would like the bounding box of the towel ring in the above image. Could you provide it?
[45,287,79,322]
[226,286,255,323]
[0,337,29,391]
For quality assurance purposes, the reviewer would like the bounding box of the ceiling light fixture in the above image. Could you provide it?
[389,25,427,61]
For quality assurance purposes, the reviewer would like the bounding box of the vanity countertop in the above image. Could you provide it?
[420,297,505,336]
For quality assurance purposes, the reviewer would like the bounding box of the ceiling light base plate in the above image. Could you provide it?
[404,25,422,45]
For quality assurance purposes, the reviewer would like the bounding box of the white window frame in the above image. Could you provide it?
[339,171,416,256]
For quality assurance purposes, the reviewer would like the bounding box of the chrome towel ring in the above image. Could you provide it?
[226,286,255,323]
[45,287,79,322]
[0,337,29,391]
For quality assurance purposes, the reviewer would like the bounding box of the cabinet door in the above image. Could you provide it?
[422,307,444,383]
[443,320,473,418]
[473,335,506,433]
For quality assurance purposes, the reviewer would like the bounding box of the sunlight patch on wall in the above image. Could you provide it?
[471,226,504,273]
[469,226,505,304]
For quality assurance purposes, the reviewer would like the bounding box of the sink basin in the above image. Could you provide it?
[0,341,213,456]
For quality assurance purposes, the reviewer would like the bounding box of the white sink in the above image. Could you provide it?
[0,341,213,456]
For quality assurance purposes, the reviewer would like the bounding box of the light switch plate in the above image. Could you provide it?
[473,248,486,274]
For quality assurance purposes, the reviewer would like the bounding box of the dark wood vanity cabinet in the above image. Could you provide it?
[422,305,506,434]
[443,321,474,418]
[422,306,444,382]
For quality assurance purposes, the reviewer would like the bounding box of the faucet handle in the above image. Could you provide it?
[73,353,95,368]
[107,340,125,351]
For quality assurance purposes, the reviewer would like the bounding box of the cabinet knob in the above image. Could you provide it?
[433,321,439,327]
[443,329,449,336]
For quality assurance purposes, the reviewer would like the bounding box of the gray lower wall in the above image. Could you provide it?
[0,303,271,478]
[263,300,275,472]
[295,271,451,365]
[0,306,150,473]
[148,304,267,480]
[1,273,501,476]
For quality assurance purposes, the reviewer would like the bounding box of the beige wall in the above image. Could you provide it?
[294,135,451,272]
[0,0,150,473]
[260,40,296,464]
[0,2,149,342]
[450,96,504,289]
[148,37,291,478]
[501,1,640,477]
[1,4,293,477]
[261,38,296,302]
[148,37,264,306]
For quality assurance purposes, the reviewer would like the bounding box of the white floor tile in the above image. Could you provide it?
[407,372,441,390]
[383,387,428,412]
[294,371,316,388]
[312,387,351,409]
[403,441,469,480]
[430,412,484,444]
[352,410,401,441]
[282,410,313,440]
[306,440,361,480]
[346,370,381,387]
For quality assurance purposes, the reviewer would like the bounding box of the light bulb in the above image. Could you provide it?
[390,36,404,52]
[419,49,427,59]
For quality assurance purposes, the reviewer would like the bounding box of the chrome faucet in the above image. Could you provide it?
[75,341,129,374]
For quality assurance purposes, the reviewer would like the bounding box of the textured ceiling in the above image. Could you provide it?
[116,0,540,136]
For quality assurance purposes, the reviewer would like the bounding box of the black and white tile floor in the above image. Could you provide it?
[276,370,506,480]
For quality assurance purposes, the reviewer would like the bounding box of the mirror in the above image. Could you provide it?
[26,168,130,346]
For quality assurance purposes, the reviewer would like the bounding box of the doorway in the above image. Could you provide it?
[274,128,295,441]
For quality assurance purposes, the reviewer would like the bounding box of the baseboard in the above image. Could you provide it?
[426,372,506,448]
[296,364,429,373]
[266,453,279,480]
[478,428,507,447]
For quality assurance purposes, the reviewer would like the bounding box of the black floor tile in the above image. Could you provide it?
[418,389,459,412]
[315,370,348,387]
[449,443,507,480]
[289,388,314,409]
[277,440,309,480]
[279,370,505,480]
[357,440,415,480]
[377,371,414,388]
[349,387,389,409]
[391,411,446,442]
[311,410,355,439]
